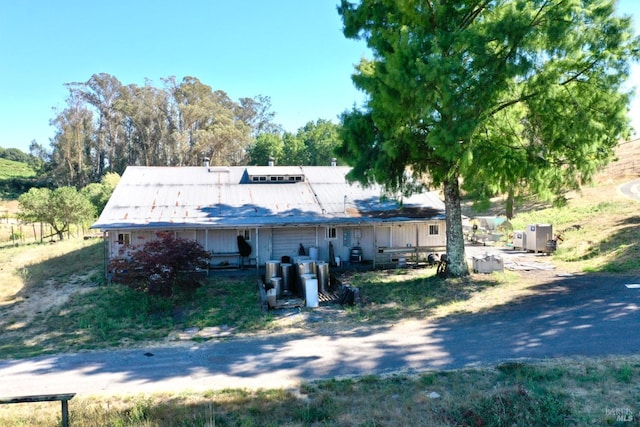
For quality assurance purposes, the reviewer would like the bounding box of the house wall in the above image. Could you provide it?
[271,227,317,262]
[106,229,157,259]
[104,219,446,269]
[381,222,446,248]
[417,222,446,247]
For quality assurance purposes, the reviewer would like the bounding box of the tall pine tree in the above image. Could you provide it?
[338,0,639,276]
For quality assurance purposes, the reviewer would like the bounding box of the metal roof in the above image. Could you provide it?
[91,166,446,231]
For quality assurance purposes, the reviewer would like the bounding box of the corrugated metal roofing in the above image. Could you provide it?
[91,165,445,231]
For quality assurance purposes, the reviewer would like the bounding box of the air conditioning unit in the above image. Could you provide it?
[524,224,553,253]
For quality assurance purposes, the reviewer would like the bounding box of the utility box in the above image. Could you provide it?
[512,230,526,250]
[524,224,553,253]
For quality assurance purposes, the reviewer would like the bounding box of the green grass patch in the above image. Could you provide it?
[180,276,267,332]
[343,268,516,323]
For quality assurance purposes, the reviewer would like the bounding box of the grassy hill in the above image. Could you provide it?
[0,157,36,180]
[0,157,37,201]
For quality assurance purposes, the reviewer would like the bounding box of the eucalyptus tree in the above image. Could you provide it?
[117,82,174,168]
[71,73,125,176]
[238,95,283,137]
[49,90,96,187]
[170,76,251,166]
[338,0,639,276]
[207,89,252,165]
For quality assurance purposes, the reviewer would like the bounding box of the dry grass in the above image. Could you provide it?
[507,179,640,275]
[0,239,100,307]
[2,355,640,426]
[600,137,640,180]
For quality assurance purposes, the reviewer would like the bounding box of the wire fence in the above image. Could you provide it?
[0,221,97,247]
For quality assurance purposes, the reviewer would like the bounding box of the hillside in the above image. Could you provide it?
[0,157,35,180]
[598,137,640,181]
[0,157,37,216]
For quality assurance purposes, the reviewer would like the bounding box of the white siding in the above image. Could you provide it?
[207,229,239,253]
[418,222,446,247]
[272,227,316,261]
[375,226,391,247]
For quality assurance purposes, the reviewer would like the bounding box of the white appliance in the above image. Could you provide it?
[524,224,553,253]
[512,230,525,250]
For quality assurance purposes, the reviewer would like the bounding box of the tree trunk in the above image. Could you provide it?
[505,186,514,219]
[443,176,469,277]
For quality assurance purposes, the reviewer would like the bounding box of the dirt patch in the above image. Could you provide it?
[2,273,98,331]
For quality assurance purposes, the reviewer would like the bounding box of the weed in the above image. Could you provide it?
[613,364,634,383]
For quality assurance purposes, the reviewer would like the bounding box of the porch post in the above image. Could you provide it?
[255,227,259,272]
[373,224,376,269]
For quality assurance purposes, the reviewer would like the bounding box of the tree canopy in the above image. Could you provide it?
[247,119,342,166]
[18,186,96,240]
[337,0,640,276]
[47,74,281,187]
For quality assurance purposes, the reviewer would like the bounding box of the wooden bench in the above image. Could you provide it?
[0,393,76,427]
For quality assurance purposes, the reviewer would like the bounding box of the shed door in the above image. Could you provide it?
[272,227,316,261]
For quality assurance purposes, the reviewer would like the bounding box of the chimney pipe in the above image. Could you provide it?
[331,158,337,167]
[268,156,275,167]
[203,157,210,168]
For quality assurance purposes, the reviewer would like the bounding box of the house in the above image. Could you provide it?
[91,163,447,270]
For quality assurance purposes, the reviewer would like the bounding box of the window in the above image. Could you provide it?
[117,233,130,245]
[429,224,439,236]
[239,229,251,242]
[326,227,337,239]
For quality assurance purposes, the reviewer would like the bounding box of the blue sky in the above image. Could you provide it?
[1,1,639,153]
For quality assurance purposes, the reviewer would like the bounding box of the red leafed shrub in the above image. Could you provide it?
[109,232,212,297]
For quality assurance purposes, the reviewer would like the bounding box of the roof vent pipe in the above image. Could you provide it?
[203,157,210,168]
[331,158,337,167]
[268,156,275,167]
